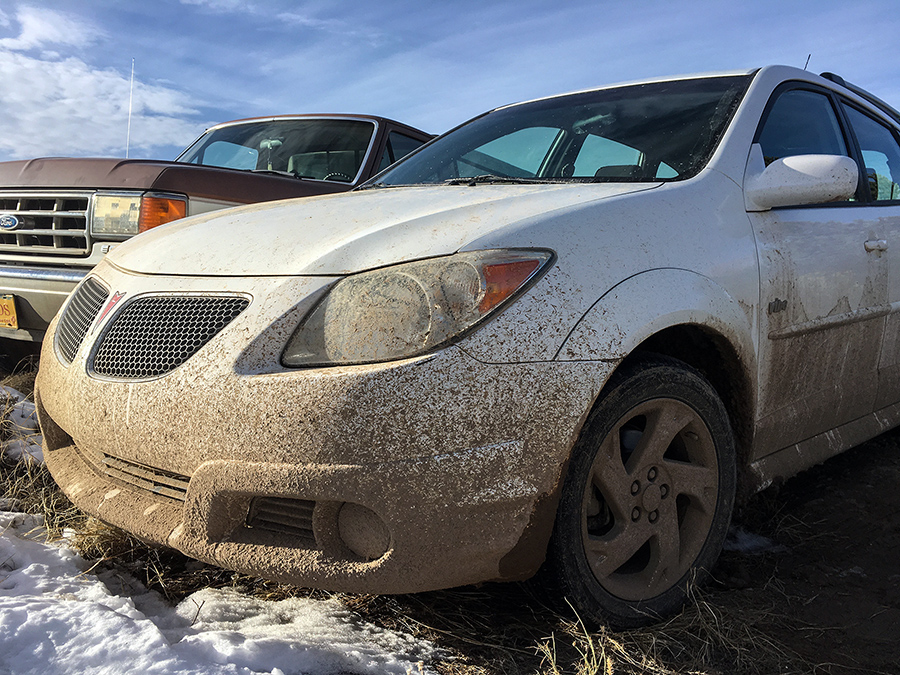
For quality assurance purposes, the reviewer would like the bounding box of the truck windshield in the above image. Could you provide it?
[371,75,751,186]
[176,118,377,183]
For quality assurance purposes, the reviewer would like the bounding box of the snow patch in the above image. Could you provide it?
[2,386,43,464]
[723,526,787,555]
[0,511,439,674]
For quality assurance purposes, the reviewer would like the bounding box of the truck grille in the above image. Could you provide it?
[91,295,250,380]
[0,192,92,256]
[55,277,109,364]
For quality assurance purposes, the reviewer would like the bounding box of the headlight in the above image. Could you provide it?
[282,249,553,367]
[92,192,187,237]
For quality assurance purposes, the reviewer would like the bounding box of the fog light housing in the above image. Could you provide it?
[338,502,390,561]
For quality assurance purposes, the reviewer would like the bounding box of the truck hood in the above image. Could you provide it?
[0,157,180,189]
[0,157,328,203]
[110,183,661,276]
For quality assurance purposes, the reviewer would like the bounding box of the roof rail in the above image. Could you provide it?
[820,71,900,126]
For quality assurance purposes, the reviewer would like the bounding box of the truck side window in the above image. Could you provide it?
[378,132,428,172]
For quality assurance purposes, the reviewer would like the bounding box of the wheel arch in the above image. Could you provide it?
[500,270,759,581]
[624,325,755,496]
[558,268,757,485]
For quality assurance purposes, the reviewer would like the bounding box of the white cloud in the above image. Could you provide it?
[0,6,102,52]
[179,0,251,11]
[0,49,207,159]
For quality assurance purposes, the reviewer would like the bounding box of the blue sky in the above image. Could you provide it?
[1,0,898,161]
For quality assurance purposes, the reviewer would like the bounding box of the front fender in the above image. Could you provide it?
[556,268,756,365]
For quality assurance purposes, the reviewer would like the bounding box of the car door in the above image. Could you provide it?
[837,102,900,410]
[750,86,889,456]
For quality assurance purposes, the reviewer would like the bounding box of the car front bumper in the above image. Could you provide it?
[36,261,613,592]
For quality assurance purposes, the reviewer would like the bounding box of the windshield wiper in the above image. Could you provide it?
[444,175,559,186]
[249,169,303,179]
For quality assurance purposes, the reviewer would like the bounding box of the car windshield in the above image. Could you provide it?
[176,118,377,183]
[371,75,751,187]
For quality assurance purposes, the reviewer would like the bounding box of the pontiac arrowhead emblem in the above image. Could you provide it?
[97,291,126,324]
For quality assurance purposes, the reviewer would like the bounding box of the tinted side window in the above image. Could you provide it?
[758,89,847,165]
[377,132,428,171]
[843,105,900,201]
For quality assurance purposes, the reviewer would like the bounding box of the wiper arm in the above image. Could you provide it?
[249,169,304,179]
[444,175,557,186]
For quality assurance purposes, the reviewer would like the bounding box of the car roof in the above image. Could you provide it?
[490,66,898,127]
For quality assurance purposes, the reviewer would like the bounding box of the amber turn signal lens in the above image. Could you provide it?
[479,259,541,312]
[138,197,187,232]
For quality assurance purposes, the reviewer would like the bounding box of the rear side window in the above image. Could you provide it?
[842,104,900,201]
[757,89,847,165]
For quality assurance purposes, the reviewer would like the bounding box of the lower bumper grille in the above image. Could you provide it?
[77,445,190,502]
[247,497,315,540]
[100,453,190,501]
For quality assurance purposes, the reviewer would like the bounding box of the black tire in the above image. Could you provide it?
[546,355,736,629]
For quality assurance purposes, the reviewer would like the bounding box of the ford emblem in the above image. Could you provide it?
[0,214,19,230]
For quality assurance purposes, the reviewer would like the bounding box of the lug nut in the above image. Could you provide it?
[647,467,657,481]
[631,507,641,522]
[649,510,659,523]
[660,484,669,498]
[631,480,640,495]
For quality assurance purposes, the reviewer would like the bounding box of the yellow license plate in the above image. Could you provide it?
[0,294,18,330]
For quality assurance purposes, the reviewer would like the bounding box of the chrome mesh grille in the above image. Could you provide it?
[91,295,249,379]
[0,191,92,256]
[55,277,109,364]
[247,497,316,540]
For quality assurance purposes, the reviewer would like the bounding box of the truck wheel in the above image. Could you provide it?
[547,356,736,628]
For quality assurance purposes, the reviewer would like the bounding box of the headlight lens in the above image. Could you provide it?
[282,249,553,367]
[92,193,187,236]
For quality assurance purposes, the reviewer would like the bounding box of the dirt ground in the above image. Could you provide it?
[710,430,900,674]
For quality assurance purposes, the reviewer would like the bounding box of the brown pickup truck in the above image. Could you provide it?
[0,114,432,343]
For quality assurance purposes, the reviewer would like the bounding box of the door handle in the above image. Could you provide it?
[865,239,889,252]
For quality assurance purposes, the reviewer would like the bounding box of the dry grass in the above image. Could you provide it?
[1,358,75,535]
[2,357,817,675]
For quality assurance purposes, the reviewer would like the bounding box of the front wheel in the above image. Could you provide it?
[546,356,736,628]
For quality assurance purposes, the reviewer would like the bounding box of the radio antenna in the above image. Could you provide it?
[126,58,135,158]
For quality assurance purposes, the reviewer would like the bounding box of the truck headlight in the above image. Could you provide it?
[92,193,187,237]
[282,249,553,367]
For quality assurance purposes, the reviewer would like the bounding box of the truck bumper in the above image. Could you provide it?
[0,266,87,342]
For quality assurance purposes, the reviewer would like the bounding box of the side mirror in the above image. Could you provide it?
[744,143,858,211]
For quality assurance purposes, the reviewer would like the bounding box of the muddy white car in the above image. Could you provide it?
[36,66,900,627]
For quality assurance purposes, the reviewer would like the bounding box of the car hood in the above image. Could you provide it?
[109,183,661,276]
